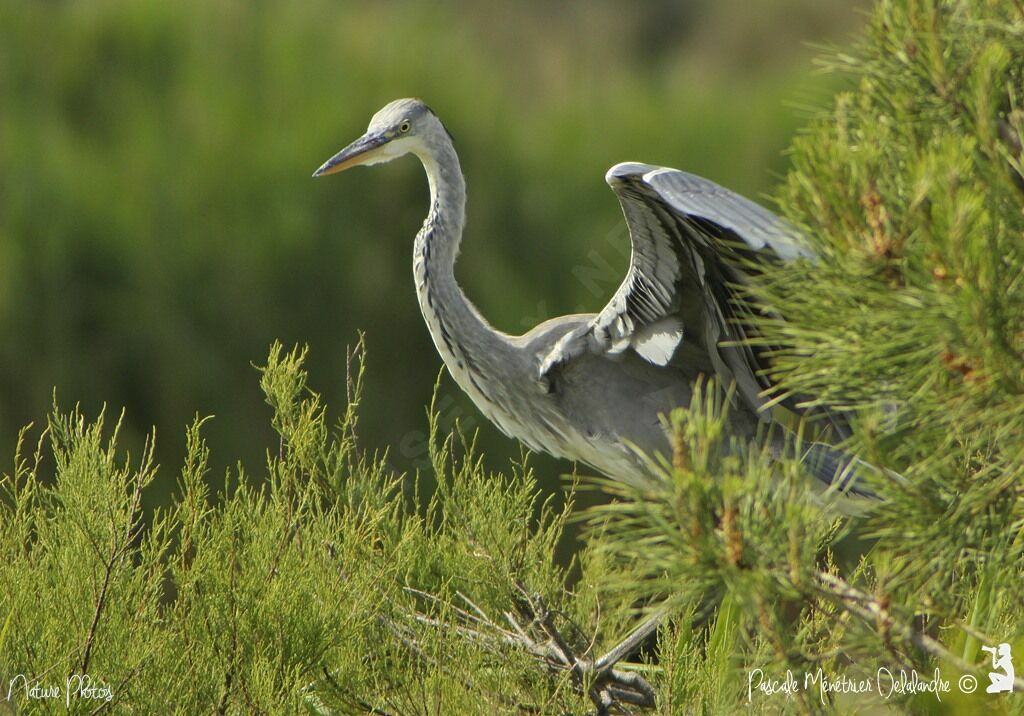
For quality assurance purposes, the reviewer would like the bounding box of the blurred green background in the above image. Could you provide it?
[0,0,866,506]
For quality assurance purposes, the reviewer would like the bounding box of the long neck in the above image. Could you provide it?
[412,137,510,403]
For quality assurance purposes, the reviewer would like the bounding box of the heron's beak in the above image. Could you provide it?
[312,133,389,177]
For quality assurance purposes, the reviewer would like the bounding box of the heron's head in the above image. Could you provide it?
[312,98,450,177]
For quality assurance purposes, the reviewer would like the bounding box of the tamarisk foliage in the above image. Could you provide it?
[2,342,662,714]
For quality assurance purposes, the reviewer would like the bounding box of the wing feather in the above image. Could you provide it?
[538,162,810,419]
[535,162,874,488]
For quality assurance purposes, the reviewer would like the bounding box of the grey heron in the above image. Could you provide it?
[313,98,871,708]
[313,98,861,496]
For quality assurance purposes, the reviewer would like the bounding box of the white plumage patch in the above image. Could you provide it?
[630,316,683,366]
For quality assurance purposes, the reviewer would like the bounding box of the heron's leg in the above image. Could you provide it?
[518,589,665,713]
[593,608,668,671]
[395,585,665,713]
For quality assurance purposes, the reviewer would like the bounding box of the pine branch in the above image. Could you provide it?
[816,571,1024,693]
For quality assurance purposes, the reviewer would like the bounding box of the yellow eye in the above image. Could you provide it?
[399,120,411,133]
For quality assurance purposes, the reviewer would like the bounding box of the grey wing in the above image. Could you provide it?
[539,162,810,419]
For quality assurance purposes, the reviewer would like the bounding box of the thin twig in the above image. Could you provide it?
[80,467,146,675]
[379,616,539,712]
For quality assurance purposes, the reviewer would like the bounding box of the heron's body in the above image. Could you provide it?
[404,124,712,485]
[471,315,704,485]
[315,98,857,492]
